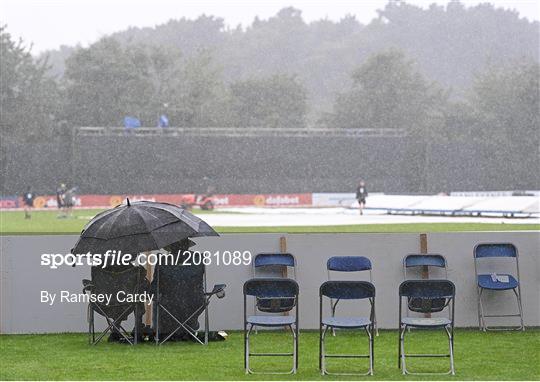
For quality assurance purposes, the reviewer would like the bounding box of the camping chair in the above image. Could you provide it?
[398,280,456,375]
[253,253,296,313]
[83,265,148,345]
[154,263,226,345]
[403,254,448,316]
[243,278,299,374]
[319,281,375,376]
[474,243,524,331]
[327,256,378,335]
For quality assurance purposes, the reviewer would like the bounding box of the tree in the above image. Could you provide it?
[326,50,446,135]
[229,74,307,128]
[467,61,540,188]
[166,50,229,127]
[63,38,228,127]
[0,26,60,138]
[63,38,155,127]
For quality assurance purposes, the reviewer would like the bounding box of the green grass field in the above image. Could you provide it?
[1,209,539,234]
[1,330,538,380]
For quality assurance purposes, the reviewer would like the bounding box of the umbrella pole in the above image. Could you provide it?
[144,254,153,327]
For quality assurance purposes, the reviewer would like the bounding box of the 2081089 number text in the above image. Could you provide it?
[181,250,252,266]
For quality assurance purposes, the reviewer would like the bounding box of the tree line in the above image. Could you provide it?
[1,1,538,151]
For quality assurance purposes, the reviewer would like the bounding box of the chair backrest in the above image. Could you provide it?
[474,243,517,259]
[327,256,372,272]
[253,253,296,279]
[244,278,299,313]
[254,253,296,267]
[320,281,375,300]
[403,254,447,280]
[399,279,455,314]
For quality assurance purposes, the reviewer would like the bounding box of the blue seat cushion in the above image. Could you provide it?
[322,317,371,328]
[247,315,296,327]
[477,274,518,290]
[401,317,451,327]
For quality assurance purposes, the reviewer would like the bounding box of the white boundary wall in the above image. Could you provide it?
[1,231,539,333]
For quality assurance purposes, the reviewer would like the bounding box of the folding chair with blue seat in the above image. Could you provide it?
[398,280,455,375]
[474,243,524,331]
[403,254,448,315]
[327,256,378,335]
[319,281,375,376]
[243,278,299,374]
[253,253,296,313]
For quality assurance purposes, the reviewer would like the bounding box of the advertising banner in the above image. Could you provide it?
[4,193,313,208]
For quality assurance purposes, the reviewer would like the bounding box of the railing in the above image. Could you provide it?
[74,126,408,138]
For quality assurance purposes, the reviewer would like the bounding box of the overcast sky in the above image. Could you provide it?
[1,0,538,54]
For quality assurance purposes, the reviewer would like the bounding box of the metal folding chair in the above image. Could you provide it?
[474,243,524,331]
[154,263,226,345]
[253,253,296,313]
[327,256,377,335]
[398,280,456,375]
[403,254,448,316]
[83,265,148,345]
[319,281,375,376]
[243,278,299,374]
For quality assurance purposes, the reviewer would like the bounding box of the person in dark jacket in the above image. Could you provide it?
[56,183,66,218]
[356,180,368,215]
[22,186,35,219]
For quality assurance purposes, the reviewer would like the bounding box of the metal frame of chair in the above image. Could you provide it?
[154,264,226,345]
[83,266,147,345]
[398,279,456,375]
[319,281,375,376]
[243,278,299,375]
[327,256,378,335]
[474,243,524,331]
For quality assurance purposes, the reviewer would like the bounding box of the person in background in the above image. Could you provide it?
[22,186,35,219]
[356,180,368,215]
[64,186,76,218]
[56,183,66,218]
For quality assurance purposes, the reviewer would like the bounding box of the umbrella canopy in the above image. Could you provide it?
[72,200,218,255]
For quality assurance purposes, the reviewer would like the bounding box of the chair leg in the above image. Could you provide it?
[514,288,525,331]
[244,324,251,374]
[204,304,209,345]
[321,326,328,375]
[366,326,374,375]
[319,324,323,372]
[291,325,298,374]
[134,306,138,345]
[477,286,483,330]
[155,303,160,345]
[89,307,94,345]
[480,287,524,331]
[398,325,402,369]
[478,288,487,331]
[446,326,455,375]
[371,324,375,374]
[400,326,406,374]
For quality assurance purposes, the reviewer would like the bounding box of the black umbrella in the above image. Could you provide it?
[72,199,218,255]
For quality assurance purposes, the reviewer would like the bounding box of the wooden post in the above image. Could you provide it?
[419,233,430,317]
[279,236,287,278]
[279,236,289,319]
[419,233,428,278]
